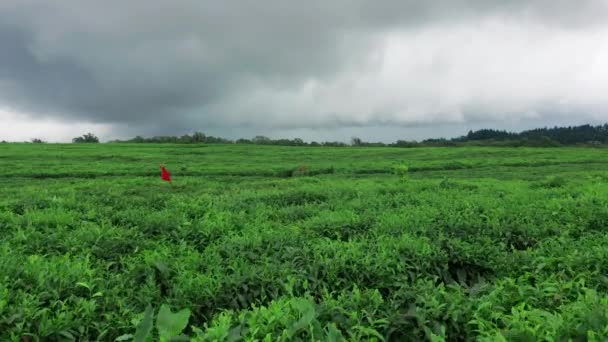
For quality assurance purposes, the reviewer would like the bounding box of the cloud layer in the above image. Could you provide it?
[1,1,608,140]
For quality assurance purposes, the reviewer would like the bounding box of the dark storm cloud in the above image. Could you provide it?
[1,0,607,137]
[0,28,99,115]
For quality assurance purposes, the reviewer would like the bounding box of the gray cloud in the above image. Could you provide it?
[1,0,608,140]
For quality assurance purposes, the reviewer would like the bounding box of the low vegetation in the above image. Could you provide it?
[2,144,608,340]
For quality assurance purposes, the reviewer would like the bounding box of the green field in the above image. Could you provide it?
[2,144,608,341]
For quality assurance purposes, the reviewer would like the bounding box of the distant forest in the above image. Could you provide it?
[106,124,608,147]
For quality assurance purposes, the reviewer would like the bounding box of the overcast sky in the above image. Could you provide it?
[1,1,608,142]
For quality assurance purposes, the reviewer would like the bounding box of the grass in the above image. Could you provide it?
[2,143,608,341]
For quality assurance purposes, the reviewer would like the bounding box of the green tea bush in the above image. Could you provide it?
[2,144,608,340]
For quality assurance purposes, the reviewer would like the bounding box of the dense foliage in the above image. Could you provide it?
[459,124,608,145]
[72,133,100,144]
[2,144,608,340]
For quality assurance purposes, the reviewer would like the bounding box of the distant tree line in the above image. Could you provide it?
[110,132,349,146]
[120,132,231,144]
[394,124,608,147]
[107,124,608,147]
[452,124,608,146]
[10,124,608,147]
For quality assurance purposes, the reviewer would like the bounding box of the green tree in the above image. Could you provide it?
[72,133,100,143]
[253,136,271,144]
[192,131,206,143]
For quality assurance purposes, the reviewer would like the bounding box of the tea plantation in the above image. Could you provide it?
[2,143,608,341]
